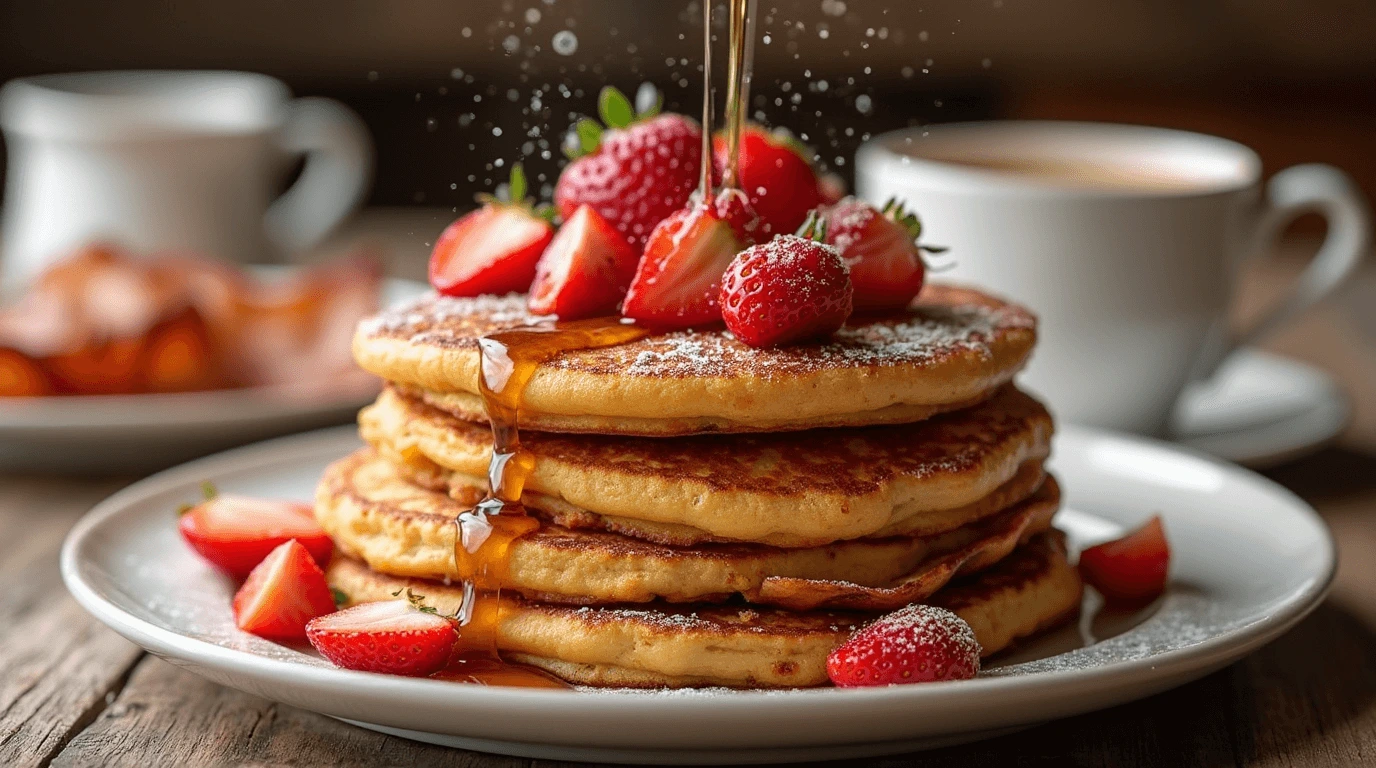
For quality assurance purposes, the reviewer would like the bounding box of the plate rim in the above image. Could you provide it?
[59,423,1337,740]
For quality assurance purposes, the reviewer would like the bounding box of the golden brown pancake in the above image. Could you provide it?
[325,532,1083,688]
[353,284,1036,436]
[361,385,1054,546]
[316,448,1061,609]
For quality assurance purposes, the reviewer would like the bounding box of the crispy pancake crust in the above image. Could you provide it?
[353,284,1036,436]
[361,385,1054,546]
[316,449,1061,608]
[325,532,1082,688]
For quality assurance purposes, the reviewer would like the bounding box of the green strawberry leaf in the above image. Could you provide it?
[598,86,635,129]
[330,587,349,608]
[576,118,603,155]
[200,481,218,501]
[508,162,528,205]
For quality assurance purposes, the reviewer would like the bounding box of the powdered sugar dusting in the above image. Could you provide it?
[828,604,981,685]
[357,285,1033,379]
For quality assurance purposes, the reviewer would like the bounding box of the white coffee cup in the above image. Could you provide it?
[856,120,1370,435]
[0,70,373,293]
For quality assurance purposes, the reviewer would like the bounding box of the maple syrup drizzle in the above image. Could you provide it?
[721,0,758,189]
[446,318,650,682]
[698,0,715,199]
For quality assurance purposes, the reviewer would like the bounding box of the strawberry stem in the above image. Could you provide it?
[797,209,828,242]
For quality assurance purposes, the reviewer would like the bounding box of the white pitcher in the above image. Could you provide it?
[0,70,373,294]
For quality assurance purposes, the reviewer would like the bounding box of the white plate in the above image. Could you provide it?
[61,425,1334,764]
[1170,349,1350,468]
[0,276,428,473]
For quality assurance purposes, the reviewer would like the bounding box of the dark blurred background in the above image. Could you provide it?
[3,0,1373,211]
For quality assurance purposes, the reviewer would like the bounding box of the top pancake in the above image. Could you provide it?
[354,283,1036,436]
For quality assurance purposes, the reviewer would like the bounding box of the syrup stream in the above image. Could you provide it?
[721,0,759,189]
[698,0,715,200]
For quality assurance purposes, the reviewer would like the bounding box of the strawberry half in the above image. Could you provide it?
[824,197,945,313]
[178,486,332,578]
[232,539,336,641]
[555,86,702,251]
[827,604,981,687]
[713,124,824,238]
[719,213,853,348]
[527,204,640,319]
[307,596,456,677]
[621,198,745,329]
[429,163,555,297]
[1079,516,1170,605]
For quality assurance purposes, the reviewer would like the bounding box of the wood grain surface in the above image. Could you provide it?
[4,236,1373,767]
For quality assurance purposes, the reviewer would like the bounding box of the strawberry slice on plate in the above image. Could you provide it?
[178,485,332,578]
[555,86,703,252]
[232,539,336,641]
[621,197,746,329]
[307,595,456,677]
[527,204,640,319]
[713,124,825,238]
[827,603,981,687]
[1079,516,1171,605]
[824,196,945,313]
[429,163,555,297]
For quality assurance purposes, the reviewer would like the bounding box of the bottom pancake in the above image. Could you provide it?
[325,531,1083,689]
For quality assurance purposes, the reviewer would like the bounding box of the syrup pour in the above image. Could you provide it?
[437,318,649,685]
[721,0,759,189]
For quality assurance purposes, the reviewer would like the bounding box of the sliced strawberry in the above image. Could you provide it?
[307,598,456,677]
[430,164,555,297]
[0,348,52,396]
[527,204,640,319]
[827,604,981,687]
[824,197,943,313]
[719,213,853,348]
[713,124,824,237]
[621,201,744,329]
[179,488,332,578]
[555,86,702,251]
[233,539,336,641]
[1079,516,1170,604]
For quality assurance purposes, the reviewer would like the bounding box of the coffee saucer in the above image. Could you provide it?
[1170,350,1349,468]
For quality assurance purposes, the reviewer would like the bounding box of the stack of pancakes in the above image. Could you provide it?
[317,285,1083,688]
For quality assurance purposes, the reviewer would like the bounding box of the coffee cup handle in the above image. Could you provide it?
[1192,163,1371,381]
[264,97,374,256]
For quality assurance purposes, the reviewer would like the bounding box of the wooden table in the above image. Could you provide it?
[3,232,1373,767]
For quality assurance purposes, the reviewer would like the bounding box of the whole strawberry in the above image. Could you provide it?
[555,87,702,251]
[719,212,853,348]
[827,604,981,687]
[713,124,824,237]
[825,196,946,313]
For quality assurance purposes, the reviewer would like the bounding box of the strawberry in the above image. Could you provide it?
[527,204,640,319]
[719,213,853,347]
[178,484,332,578]
[1079,516,1170,605]
[232,539,336,641]
[555,86,702,251]
[306,592,456,677]
[429,163,555,297]
[827,604,981,687]
[713,125,824,237]
[824,197,946,313]
[621,197,746,329]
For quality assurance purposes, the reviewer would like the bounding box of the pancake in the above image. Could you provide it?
[361,385,1054,547]
[316,448,1061,609]
[353,284,1036,436]
[325,531,1083,688]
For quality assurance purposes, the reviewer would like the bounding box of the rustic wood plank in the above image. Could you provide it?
[0,477,145,768]
[53,656,528,768]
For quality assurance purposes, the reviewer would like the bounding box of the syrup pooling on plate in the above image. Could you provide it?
[449,317,650,662]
